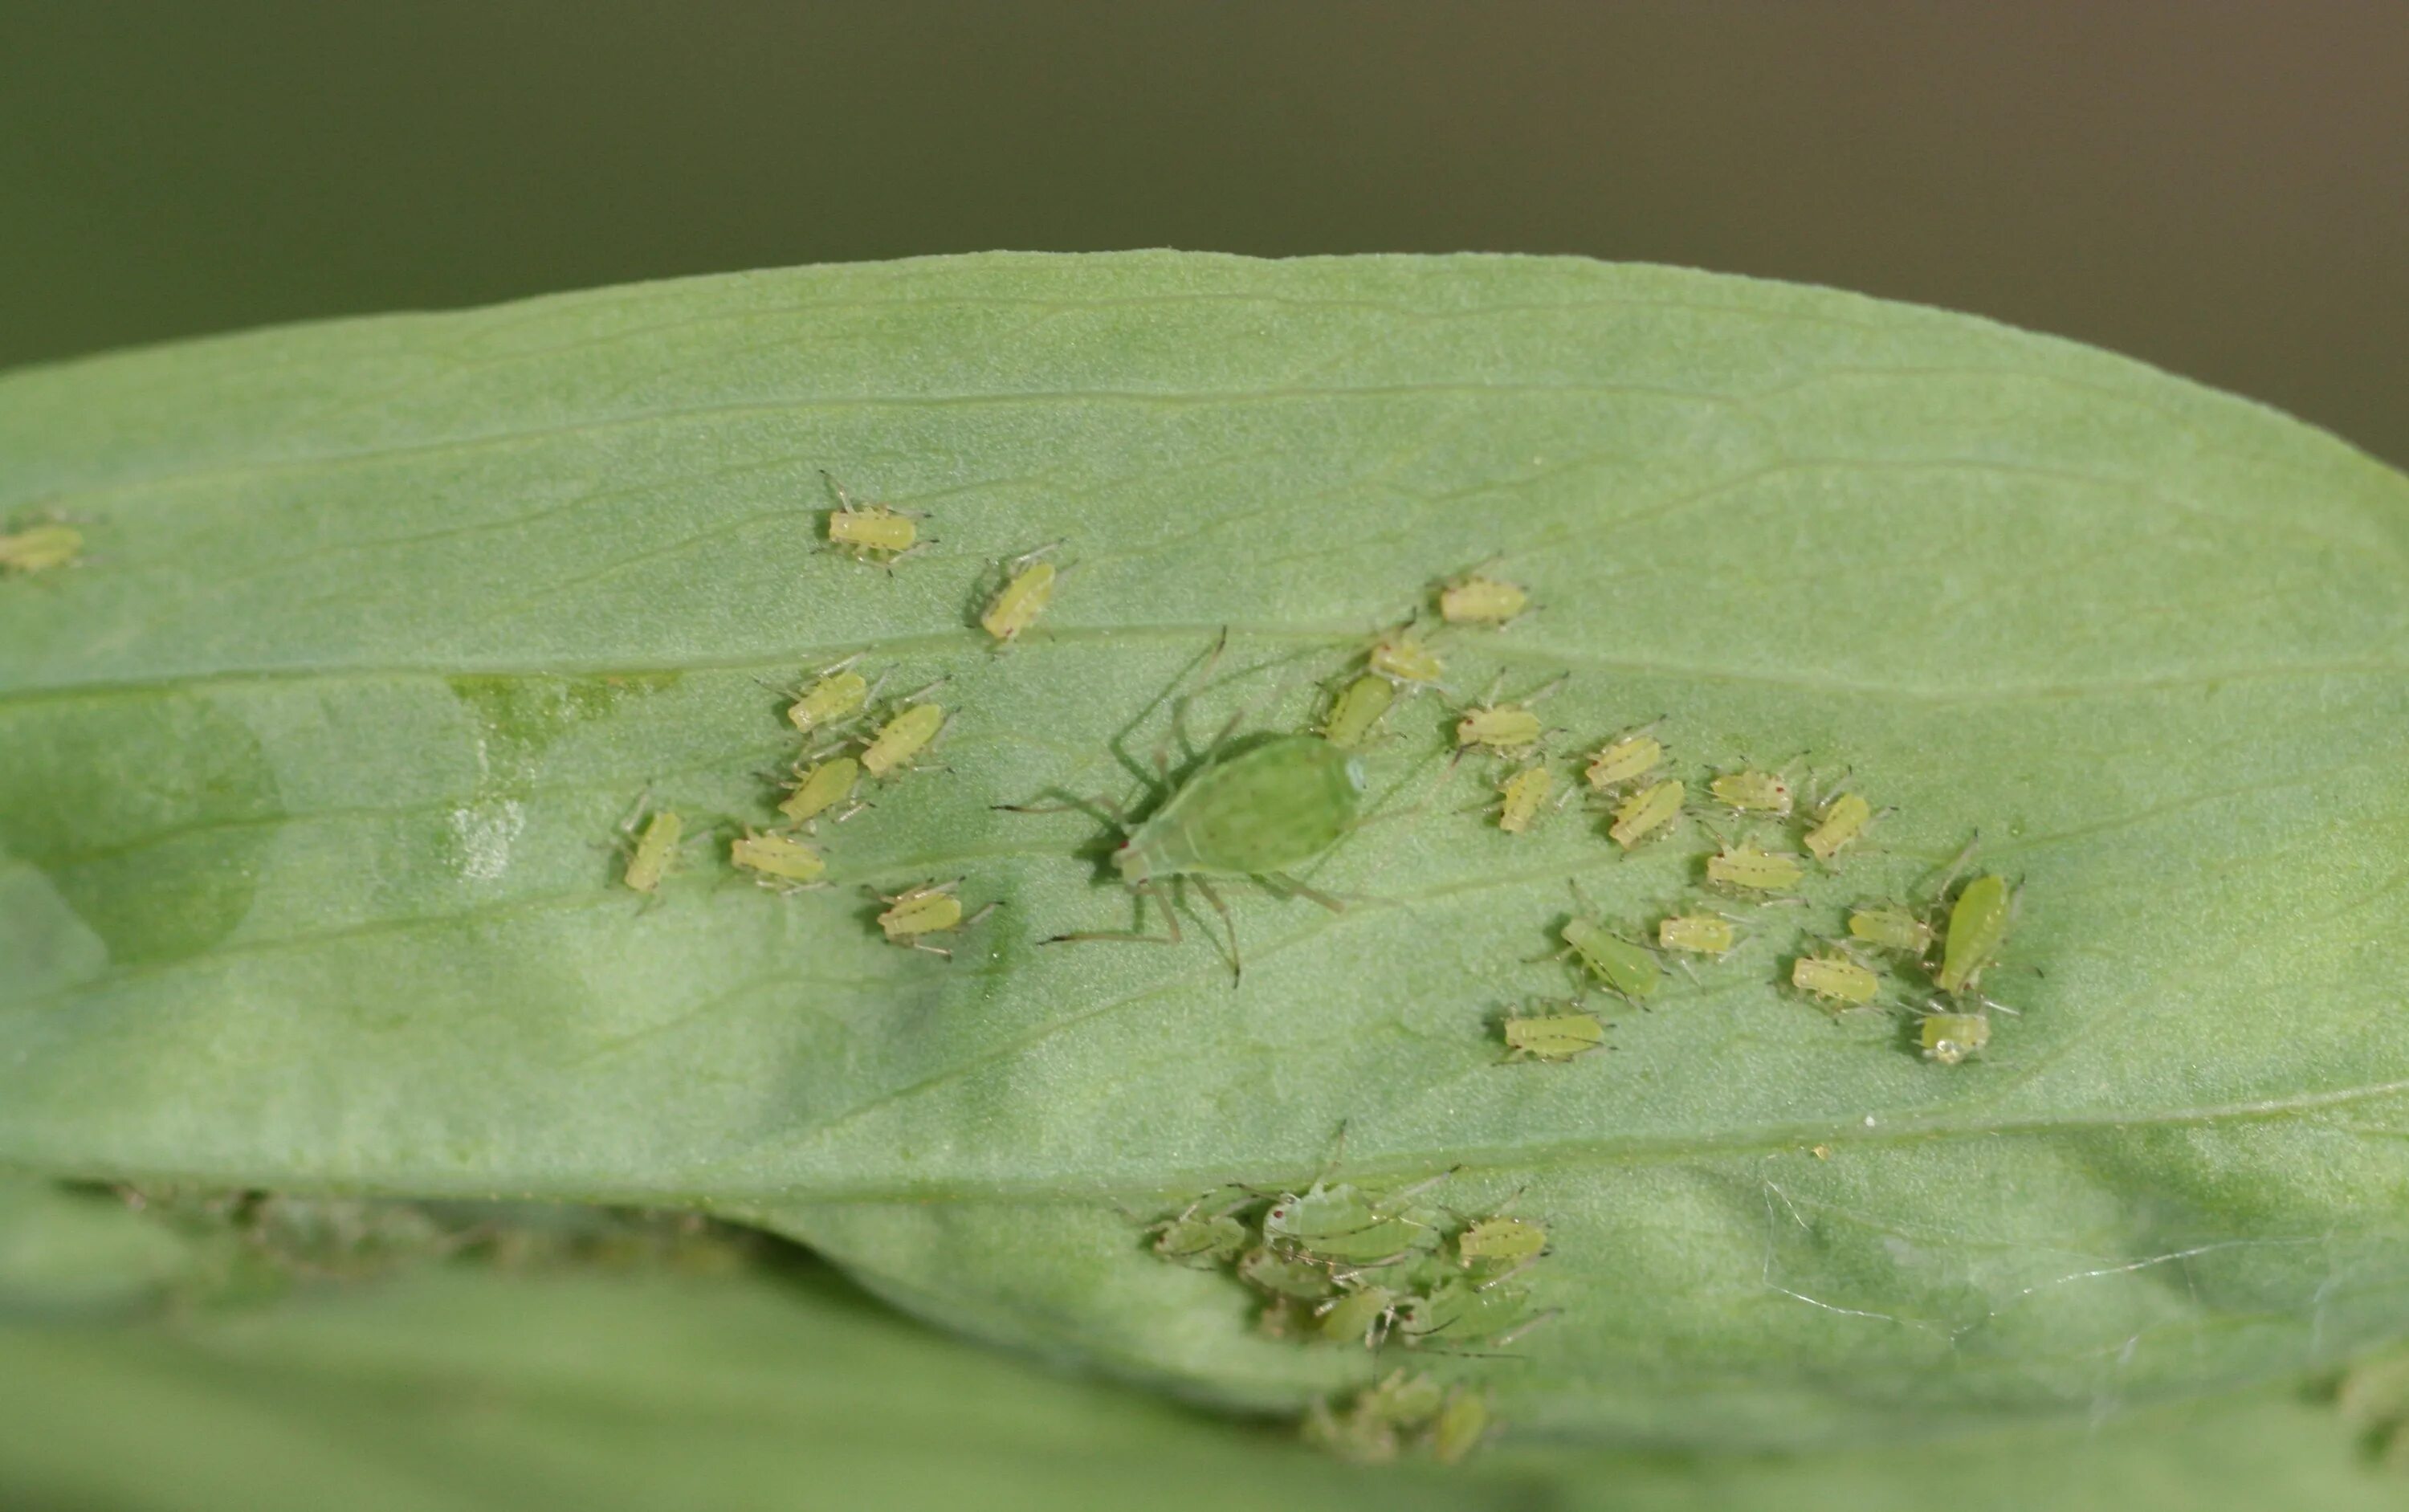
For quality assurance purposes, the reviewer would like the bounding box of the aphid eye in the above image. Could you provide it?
[1270,1208,1286,1220]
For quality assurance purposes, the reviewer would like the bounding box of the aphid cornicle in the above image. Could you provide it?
[785,656,872,736]
[858,697,947,779]
[821,472,926,565]
[778,755,863,826]
[1494,763,1556,835]
[867,878,995,957]
[729,828,827,892]
[1791,949,1881,1008]
[1920,1009,1991,1064]
[1706,838,1804,894]
[1658,911,1739,957]
[1366,623,1445,687]
[1437,569,1530,626]
[0,521,83,575]
[1584,723,1665,792]
[621,808,682,896]
[1318,673,1397,749]
[1608,778,1683,850]
[1709,768,1794,817]
[980,542,1062,644]
[1936,873,2016,996]
[1804,790,1877,862]
[1502,1009,1608,1062]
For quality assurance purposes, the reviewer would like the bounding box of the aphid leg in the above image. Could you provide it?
[959,901,1002,930]
[1044,879,1184,948]
[1262,873,1348,914]
[1490,1308,1562,1348]
[1190,874,1244,985]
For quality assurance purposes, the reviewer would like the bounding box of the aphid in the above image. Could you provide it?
[777,755,864,826]
[1262,1177,1449,1267]
[728,828,827,892]
[1429,1388,1493,1465]
[1709,768,1794,817]
[1457,1216,1548,1267]
[866,878,995,957]
[621,806,683,896]
[1149,1192,1252,1270]
[0,520,83,575]
[858,697,946,779]
[1658,911,1738,957]
[1237,1245,1338,1301]
[1029,716,1367,980]
[1920,1009,1991,1065]
[1301,1397,1400,1465]
[1395,1278,1543,1348]
[1558,900,1661,1003]
[1494,763,1556,835]
[821,472,926,565]
[1584,723,1665,792]
[1366,623,1445,687]
[1849,906,1937,959]
[1936,874,2016,996]
[1316,1284,1401,1347]
[1437,569,1529,626]
[1608,778,1684,850]
[1804,790,1877,862]
[1318,673,1396,749]
[980,542,1062,644]
[784,655,872,736]
[1706,838,1804,894]
[1356,1369,1446,1428]
[1501,1009,1608,1062]
[1791,949,1881,1008]
[1453,677,1560,760]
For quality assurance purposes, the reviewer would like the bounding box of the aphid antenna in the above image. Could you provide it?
[1925,831,1984,898]
[818,469,927,519]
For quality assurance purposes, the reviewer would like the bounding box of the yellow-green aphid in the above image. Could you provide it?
[0,521,83,574]
[1709,767,1794,817]
[1502,1010,1608,1062]
[729,828,827,892]
[1359,1369,1446,1429]
[622,809,683,895]
[1318,673,1397,749]
[1608,778,1684,849]
[1301,1397,1400,1465]
[1149,1192,1251,1269]
[1936,874,2016,996]
[1237,1245,1337,1301]
[1706,838,1804,894]
[1437,570,1529,626]
[1657,911,1738,957]
[1367,623,1445,687]
[1453,677,1559,760]
[1791,949,1880,1008]
[858,699,946,779]
[1316,1284,1400,1347]
[868,878,993,957]
[785,656,871,736]
[1457,1216,1547,1267]
[980,541,1061,643]
[821,472,924,564]
[778,755,863,826]
[1494,763,1556,834]
[1920,1009,1991,1065]
[1429,1388,1493,1465]
[1561,920,1659,1001]
[1849,906,1936,959]
[1804,790,1877,862]
[1584,723,1665,792]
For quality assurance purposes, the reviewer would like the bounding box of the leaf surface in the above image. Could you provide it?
[6,251,2409,1445]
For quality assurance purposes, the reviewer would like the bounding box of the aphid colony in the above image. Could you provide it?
[1145,1168,1552,1463]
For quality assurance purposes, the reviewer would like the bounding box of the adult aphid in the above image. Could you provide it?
[980,541,1063,644]
[778,754,866,827]
[0,520,84,575]
[858,690,948,779]
[1437,565,1530,627]
[1937,871,2018,997]
[1261,1173,1453,1269]
[866,878,996,957]
[1607,779,1684,850]
[729,828,828,893]
[820,471,927,566]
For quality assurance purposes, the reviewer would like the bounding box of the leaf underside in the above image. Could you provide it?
[6,251,2409,1449]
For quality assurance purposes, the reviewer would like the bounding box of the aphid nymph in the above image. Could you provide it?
[1705,835,1804,894]
[1607,779,1684,850]
[1494,762,1559,835]
[820,471,927,566]
[858,691,948,779]
[1555,882,1661,1001]
[980,541,1062,644]
[0,520,84,575]
[1791,946,1881,1009]
[867,878,997,957]
[1437,565,1530,627]
[781,654,874,737]
[1584,720,1665,793]
[729,827,827,893]
[1366,622,1445,687]
[1452,674,1562,761]
[1318,673,1397,750]
[1804,789,1878,862]
[778,754,865,827]
[1501,1007,1608,1062]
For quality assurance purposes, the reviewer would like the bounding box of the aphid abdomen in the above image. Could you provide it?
[1126,735,1365,879]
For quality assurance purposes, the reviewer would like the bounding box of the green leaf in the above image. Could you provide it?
[6,251,2409,1448]
[2,1180,2402,1512]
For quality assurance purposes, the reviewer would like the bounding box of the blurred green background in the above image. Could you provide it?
[2,2,2403,466]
